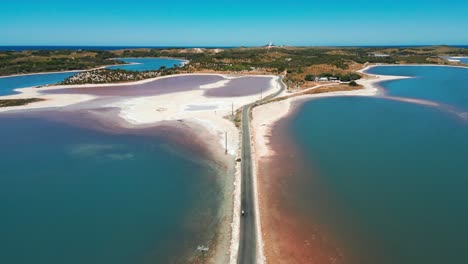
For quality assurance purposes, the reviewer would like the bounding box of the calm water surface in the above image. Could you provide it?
[0,114,225,264]
[281,66,468,263]
[366,66,468,112]
[107,58,185,71]
[0,72,77,96]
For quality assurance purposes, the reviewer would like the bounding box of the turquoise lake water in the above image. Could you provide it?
[458,57,468,64]
[0,114,225,264]
[366,66,468,112]
[280,66,468,263]
[0,72,77,96]
[0,58,184,96]
[445,57,468,64]
[107,58,185,71]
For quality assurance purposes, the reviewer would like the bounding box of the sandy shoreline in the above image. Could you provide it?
[0,73,276,115]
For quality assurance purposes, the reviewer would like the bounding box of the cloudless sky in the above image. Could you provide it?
[1,0,468,46]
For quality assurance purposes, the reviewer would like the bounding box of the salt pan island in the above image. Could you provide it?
[2,46,468,264]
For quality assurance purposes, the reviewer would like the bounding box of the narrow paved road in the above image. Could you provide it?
[237,77,286,264]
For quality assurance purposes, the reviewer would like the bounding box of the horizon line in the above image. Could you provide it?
[1,44,468,48]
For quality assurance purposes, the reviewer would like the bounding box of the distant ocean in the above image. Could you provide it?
[1,45,467,51]
[0,46,236,51]
[349,45,468,48]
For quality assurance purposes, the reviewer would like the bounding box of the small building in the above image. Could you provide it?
[370,53,390,57]
[315,77,329,82]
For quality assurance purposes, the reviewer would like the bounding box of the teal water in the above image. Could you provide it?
[0,114,225,264]
[458,57,468,64]
[0,72,77,96]
[0,58,184,96]
[444,57,468,64]
[107,58,185,71]
[366,66,468,112]
[276,66,468,263]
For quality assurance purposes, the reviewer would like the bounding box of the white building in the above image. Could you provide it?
[315,77,330,82]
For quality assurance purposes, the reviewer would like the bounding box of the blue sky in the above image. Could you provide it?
[1,0,468,46]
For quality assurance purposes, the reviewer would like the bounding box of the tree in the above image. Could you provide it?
[349,81,358,87]
[304,74,315,81]
[340,74,351,82]
[319,72,334,77]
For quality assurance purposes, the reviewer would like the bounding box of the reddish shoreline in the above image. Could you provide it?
[251,65,418,264]
[258,106,344,264]
[255,99,349,264]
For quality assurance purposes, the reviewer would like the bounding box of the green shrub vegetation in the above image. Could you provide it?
[1,46,465,85]
[304,74,315,81]
[58,68,181,85]
[307,72,361,81]
[0,98,45,107]
[0,50,125,76]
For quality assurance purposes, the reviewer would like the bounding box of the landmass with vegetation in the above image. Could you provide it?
[58,68,178,85]
[1,46,467,89]
[0,98,45,108]
[0,49,124,76]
